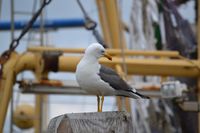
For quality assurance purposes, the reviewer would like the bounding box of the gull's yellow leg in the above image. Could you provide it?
[97,95,101,112]
[100,96,104,112]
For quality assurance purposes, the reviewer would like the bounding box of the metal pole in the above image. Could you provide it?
[0,53,18,133]
[0,19,85,31]
[96,0,112,47]
[197,0,200,132]
[0,0,2,19]
[98,0,129,111]
[58,56,200,77]
[103,0,125,48]
[40,0,44,46]
[34,1,44,132]
[34,1,48,132]
[0,72,15,133]
[27,46,181,57]
[10,0,15,132]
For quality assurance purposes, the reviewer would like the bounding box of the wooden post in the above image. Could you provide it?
[47,111,133,133]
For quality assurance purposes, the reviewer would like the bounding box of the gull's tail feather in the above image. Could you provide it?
[116,90,150,99]
[133,91,150,99]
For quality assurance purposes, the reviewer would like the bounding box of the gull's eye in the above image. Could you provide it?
[101,50,105,53]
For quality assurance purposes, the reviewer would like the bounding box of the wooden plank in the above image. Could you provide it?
[47,111,133,133]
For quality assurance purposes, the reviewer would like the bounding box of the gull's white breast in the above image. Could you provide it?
[76,59,115,96]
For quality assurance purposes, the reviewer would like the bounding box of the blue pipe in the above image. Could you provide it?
[0,18,85,30]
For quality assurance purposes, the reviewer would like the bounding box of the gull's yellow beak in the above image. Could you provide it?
[103,52,112,61]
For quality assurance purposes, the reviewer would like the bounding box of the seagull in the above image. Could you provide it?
[76,43,149,112]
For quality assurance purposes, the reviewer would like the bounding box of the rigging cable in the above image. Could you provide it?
[76,0,107,48]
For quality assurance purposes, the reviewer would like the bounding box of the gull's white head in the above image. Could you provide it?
[84,43,112,60]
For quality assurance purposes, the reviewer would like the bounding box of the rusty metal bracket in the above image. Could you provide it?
[42,51,62,72]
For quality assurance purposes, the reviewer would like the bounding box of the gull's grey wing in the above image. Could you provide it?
[99,65,119,76]
[99,65,150,99]
[98,65,132,91]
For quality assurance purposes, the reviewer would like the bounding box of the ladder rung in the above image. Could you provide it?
[21,37,40,42]
[14,11,34,15]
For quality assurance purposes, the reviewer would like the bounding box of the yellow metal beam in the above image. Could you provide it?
[34,71,48,133]
[58,56,200,77]
[0,52,37,133]
[0,72,15,132]
[0,52,18,132]
[103,0,124,48]
[14,52,36,73]
[28,46,181,58]
[96,0,112,47]
[97,0,128,113]
[35,95,42,133]
[34,53,43,133]
[96,0,128,113]
[1,52,199,79]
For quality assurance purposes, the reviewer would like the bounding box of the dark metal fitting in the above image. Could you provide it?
[42,51,62,72]
[84,17,97,30]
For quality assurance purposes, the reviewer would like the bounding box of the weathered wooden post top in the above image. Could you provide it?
[47,111,133,133]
